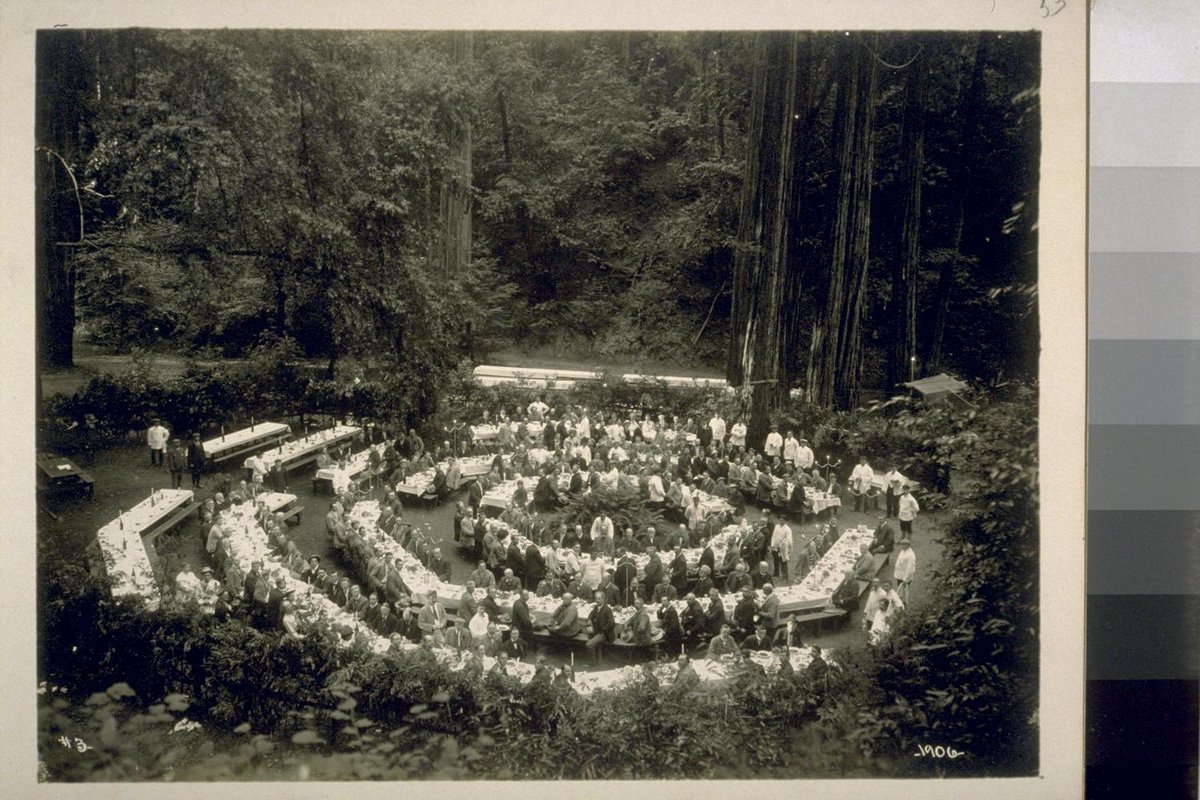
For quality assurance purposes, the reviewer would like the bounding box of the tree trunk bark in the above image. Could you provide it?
[806,34,879,409]
[887,50,927,391]
[436,32,473,280]
[726,31,805,448]
[37,30,94,372]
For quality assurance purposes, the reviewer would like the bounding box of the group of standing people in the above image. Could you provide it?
[146,418,209,489]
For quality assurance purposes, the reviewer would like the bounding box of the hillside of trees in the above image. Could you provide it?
[37,29,1040,413]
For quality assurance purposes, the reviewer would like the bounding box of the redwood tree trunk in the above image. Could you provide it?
[807,34,879,410]
[887,50,927,391]
[436,32,473,279]
[37,30,93,371]
[726,32,806,449]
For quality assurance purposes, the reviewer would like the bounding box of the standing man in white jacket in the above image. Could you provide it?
[892,539,917,604]
[898,485,920,538]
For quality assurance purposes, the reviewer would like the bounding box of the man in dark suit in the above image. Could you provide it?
[504,628,531,661]
[374,604,399,638]
[869,514,898,556]
[659,597,684,653]
[584,590,616,662]
[699,537,716,576]
[505,538,525,585]
[511,589,535,641]
[524,541,547,590]
[614,553,638,607]
[643,548,665,601]
[669,546,690,595]
[427,547,452,582]
[479,586,504,623]
[733,587,758,639]
[742,624,773,652]
[807,646,829,683]
[703,588,727,638]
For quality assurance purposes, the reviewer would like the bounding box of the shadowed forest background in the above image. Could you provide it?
[38,29,1039,422]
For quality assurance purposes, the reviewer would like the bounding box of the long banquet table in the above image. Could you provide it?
[96,488,196,608]
[245,425,361,472]
[202,422,291,462]
[218,498,831,697]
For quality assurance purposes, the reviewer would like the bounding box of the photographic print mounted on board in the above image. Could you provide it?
[4,1,1086,798]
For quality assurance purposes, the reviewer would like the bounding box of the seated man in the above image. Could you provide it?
[497,568,522,593]
[548,593,583,639]
[869,515,898,555]
[742,623,773,652]
[706,623,740,658]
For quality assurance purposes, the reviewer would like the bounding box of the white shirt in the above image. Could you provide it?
[528,447,550,468]
[679,483,693,508]
[590,516,614,541]
[577,416,591,441]
[893,547,917,582]
[796,445,815,470]
[606,423,625,442]
[886,469,903,491]
[770,523,793,559]
[764,432,783,457]
[609,445,627,463]
[730,423,747,447]
[869,610,892,645]
[782,437,800,463]
[850,463,874,490]
[709,417,726,442]
[147,424,170,449]
[249,455,268,479]
[469,612,491,639]
[601,468,621,490]
[647,475,665,502]
[527,400,549,420]
[641,420,656,440]
[572,444,592,465]
[899,493,920,521]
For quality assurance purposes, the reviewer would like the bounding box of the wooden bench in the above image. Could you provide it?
[783,606,849,635]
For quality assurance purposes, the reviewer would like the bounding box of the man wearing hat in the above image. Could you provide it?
[302,556,322,585]
[796,438,815,471]
[764,424,783,459]
[893,539,917,604]
[147,418,170,467]
[782,430,801,467]
[186,432,205,488]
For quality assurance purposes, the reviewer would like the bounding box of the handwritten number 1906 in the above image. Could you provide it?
[914,744,964,759]
[1040,0,1066,17]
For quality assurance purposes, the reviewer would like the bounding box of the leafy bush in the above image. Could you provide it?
[545,485,668,539]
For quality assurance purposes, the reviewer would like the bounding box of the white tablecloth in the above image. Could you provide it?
[245,425,361,470]
[202,422,290,458]
[96,489,194,608]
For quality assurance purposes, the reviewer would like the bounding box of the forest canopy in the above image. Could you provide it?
[37,29,1040,411]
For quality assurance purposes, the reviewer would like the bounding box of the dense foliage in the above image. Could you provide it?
[41,30,1039,401]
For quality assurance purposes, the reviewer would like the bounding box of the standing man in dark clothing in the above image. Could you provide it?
[186,433,206,488]
[584,590,616,662]
[669,545,690,595]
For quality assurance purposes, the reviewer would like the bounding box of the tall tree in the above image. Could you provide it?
[434,32,474,280]
[806,34,879,409]
[886,46,927,390]
[36,30,95,370]
[726,32,804,446]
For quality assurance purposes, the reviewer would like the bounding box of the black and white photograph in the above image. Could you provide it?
[6,1,1087,794]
